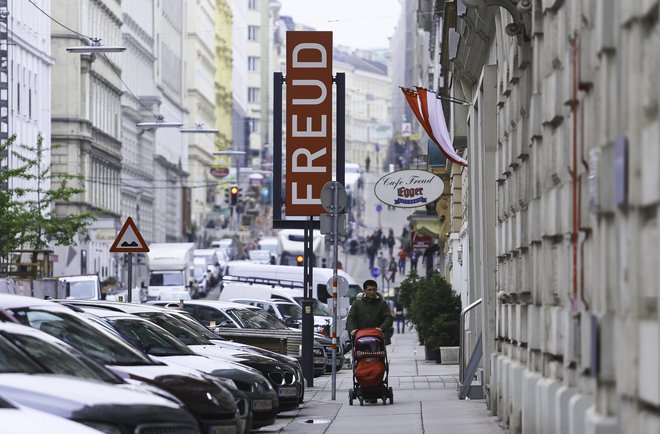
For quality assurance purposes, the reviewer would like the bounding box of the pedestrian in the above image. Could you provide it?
[397,248,408,274]
[366,236,376,269]
[346,279,394,403]
[394,302,405,334]
[387,257,397,284]
[377,251,388,288]
[365,155,371,173]
[410,249,419,272]
[387,229,395,257]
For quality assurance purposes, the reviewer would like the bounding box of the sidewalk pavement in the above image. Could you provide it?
[257,328,506,433]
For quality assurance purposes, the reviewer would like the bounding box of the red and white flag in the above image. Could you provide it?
[400,87,468,167]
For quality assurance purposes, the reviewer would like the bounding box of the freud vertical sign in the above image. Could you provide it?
[286,31,333,216]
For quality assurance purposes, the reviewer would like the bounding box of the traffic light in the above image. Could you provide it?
[296,255,304,266]
[230,186,239,206]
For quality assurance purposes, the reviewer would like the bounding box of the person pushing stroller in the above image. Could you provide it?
[346,280,394,404]
[346,279,394,342]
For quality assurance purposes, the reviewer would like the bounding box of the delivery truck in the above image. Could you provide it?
[146,243,196,300]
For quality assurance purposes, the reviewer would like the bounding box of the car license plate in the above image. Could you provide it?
[278,386,298,397]
[252,399,273,411]
[211,426,236,434]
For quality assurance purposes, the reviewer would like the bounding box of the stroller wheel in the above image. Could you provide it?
[359,397,364,406]
[348,390,354,406]
[388,387,394,404]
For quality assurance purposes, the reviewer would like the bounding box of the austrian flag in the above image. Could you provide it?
[400,87,468,167]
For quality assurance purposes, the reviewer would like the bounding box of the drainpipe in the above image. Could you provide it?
[571,35,579,312]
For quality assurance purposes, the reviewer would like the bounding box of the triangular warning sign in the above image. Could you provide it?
[110,217,149,253]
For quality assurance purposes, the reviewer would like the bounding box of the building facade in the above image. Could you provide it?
[50,0,123,279]
[4,0,52,200]
[186,0,219,246]
[435,1,660,433]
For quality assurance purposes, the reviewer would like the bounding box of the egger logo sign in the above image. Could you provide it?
[285,31,333,216]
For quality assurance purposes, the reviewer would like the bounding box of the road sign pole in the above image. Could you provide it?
[127,253,133,303]
[331,182,339,401]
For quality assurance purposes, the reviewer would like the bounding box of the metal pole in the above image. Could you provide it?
[301,218,314,386]
[127,253,133,303]
[331,183,339,400]
[273,73,283,223]
[235,157,240,230]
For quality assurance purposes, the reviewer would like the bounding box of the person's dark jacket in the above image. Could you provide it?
[346,292,393,344]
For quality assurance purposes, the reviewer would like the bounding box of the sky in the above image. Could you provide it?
[278,0,402,50]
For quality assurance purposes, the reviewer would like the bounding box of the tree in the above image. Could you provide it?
[0,134,95,260]
[399,270,461,349]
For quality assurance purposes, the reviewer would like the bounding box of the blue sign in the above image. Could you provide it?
[370,267,380,278]
[376,204,382,213]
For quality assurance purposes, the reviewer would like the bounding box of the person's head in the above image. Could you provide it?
[362,279,379,299]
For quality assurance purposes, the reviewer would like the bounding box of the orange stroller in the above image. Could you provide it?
[348,328,393,405]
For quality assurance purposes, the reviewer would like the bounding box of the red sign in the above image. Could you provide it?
[412,232,434,249]
[285,31,333,216]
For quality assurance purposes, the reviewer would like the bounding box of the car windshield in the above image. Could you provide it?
[9,307,154,366]
[108,318,196,357]
[149,271,184,286]
[293,297,331,316]
[0,334,43,374]
[168,311,221,340]
[277,303,302,319]
[225,308,289,330]
[67,280,97,299]
[3,331,122,384]
[137,312,213,346]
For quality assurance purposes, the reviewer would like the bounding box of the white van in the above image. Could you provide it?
[219,281,333,330]
[222,262,361,306]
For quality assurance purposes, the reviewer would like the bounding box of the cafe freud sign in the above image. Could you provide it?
[374,169,444,208]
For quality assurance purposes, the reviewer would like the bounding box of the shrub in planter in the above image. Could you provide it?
[406,271,461,352]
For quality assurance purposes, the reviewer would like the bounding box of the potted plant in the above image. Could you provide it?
[398,271,461,362]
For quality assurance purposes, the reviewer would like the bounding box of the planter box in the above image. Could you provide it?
[438,346,459,365]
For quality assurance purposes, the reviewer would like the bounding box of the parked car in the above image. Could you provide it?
[65,301,304,412]
[0,294,247,434]
[75,305,280,429]
[230,298,303,329]
[156,300,327,377]
[0,395,105,434]
[150,306,309,400]
[0,332,200,433]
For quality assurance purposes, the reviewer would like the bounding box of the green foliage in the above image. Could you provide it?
[399,270,461,348]
[0,134,95,259]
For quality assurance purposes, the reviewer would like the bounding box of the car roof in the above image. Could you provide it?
[158,300,251,310]
[60,300,166,315]
[74,305,138,319]
[0,294,59,309]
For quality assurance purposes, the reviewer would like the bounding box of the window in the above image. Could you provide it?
[248,0,258,10]
[248,56,260,72]
[248,26,259,41]
[248,87,260,104]
[248,117,260,133]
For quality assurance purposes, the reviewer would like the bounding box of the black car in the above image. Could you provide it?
[0,329,200,433]
[75,305,280,429]
[63,301,304,412]
[0,294,247,434]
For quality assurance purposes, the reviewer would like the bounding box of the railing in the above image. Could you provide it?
[459,298,482,389]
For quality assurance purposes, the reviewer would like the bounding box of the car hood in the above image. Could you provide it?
[0,373,193,425]
[151,354,267,384]
[189,345,295,374]
[1,405,103,434]
[209,340,299,365]
[108,364,237,416]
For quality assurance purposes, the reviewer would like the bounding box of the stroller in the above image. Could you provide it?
[348,328,394,405]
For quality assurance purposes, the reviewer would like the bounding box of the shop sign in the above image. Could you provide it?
[374,169,444,208]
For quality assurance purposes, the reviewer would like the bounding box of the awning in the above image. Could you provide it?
[408,214,443,237]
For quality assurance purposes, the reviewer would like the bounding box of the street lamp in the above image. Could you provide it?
[67,38,126,53]
[179,123,219,134]
[214,150,246,230]
[137,115,183,128]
